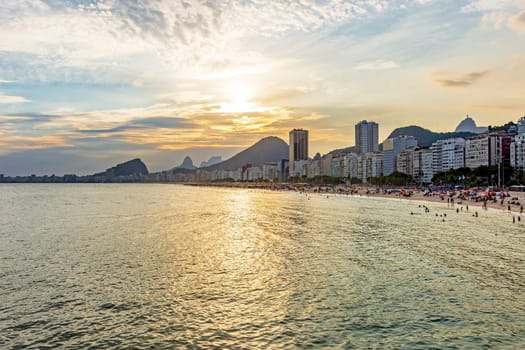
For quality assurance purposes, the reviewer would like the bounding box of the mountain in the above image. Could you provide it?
[328,146,356,156]
[455,116,487,134]
[199,156,222,168]
[202,136,288,171]
[386,126,476,147]
[94,158,149,177]
[174,156,196,170]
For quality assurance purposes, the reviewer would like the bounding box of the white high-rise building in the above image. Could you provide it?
[396,147,434,184]
[414,148,434,184]
[465,136,490,168]
[344,153,360,179]
[431,138,465,173]
[355,120,379,155]
[360,152,383,183]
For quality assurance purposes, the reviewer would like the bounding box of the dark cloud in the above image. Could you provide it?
[0,112,60,124]
[76,116,197,134]
[434,70,490,88]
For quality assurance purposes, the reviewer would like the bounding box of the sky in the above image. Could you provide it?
[1,0,524,175]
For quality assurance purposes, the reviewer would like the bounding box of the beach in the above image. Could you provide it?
[186,182,525,220]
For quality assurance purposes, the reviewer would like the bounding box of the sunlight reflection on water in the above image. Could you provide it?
[1,184,524,348]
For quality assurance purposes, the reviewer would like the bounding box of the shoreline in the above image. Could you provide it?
[185,182,525,216]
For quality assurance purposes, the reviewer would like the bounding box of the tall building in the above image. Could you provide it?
[383,135,418,175]
[355,120,379,155]
[289,129,309,177]
[465,136,490,169]
[360,152,383,183]
[431,138,465,173]
[511,134,525,172]
[414,148,434,184]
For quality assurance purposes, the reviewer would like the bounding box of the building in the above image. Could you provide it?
[330,156,345,177]
[355,120,379,155]
[517,116,525,135]
[489,132,512,166]
[277,159,289,181]
[292,159,311,178]
[311,153,322,178]
[289,129,308,177]
[262,163,278,181]
[396,147,415,177]
[431,138,465,173]
[321,153,333,177]
[414,148,434,184]
[383,135,418,175]
[361,152,383,183]
[465,133,512,169]
[465,136,490,168]
[344,153,360,179]
[511,133,525,172]
[396,147,434,184]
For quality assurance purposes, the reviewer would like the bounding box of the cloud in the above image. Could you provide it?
[509,10,525,32]
[0,135,71,154]
[0,93,30,103]
[433,70,490,88]
[482,9,525,33]
[465,0,525,34]
[0,0,435,83]
[0,113,59,125]
[461,0,519,13]
[75,116,197,134]
[482,11,510,29]
[354,60,400,70]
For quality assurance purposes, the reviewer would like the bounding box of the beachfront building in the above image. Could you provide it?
[361,152,383,183]
[311,153,322,178]
[321,154,333,177]
[465,135,490,168]
[355,120,379,155]
[289,129,308,177]
[262,163,278,181]
[331,156,345,177]
[511,133,525,172]
[277,159,289,181]
[465,132,513,169]
[383,135,418,175]
[414,148,434,184]
[489,132,513,166]
[431,138,465,173]
[396,147,416,177]
[344,153,360,179]
[396,147,434,184]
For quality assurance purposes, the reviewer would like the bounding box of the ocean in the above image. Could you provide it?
[1,184,524,348]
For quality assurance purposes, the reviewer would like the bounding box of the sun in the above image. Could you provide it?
[218,83,257,113]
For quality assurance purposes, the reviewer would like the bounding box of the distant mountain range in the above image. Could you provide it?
[201,136,288,171]
[93,123,483,178]
[94,158,149,177]
[386,126,476,148]
[199,156,222,168]
[173,156,197,170]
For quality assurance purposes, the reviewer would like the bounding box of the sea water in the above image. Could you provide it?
[1,184,524,348]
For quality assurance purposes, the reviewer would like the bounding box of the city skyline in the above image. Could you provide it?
[1,1,525,175]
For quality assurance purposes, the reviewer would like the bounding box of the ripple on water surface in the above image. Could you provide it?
[0,184,524,348]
